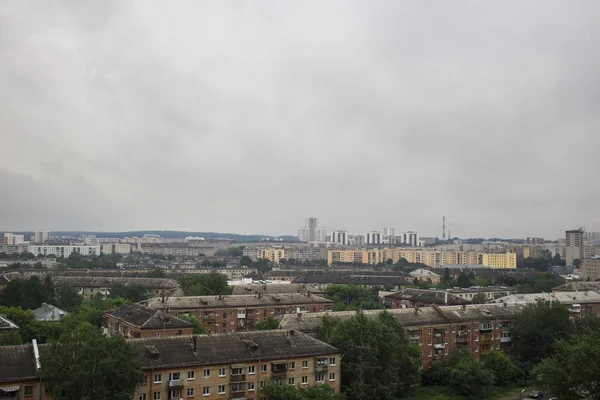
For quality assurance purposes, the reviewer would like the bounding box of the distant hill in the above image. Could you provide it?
[0,230,297,243]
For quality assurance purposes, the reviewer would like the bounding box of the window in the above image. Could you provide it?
[202,387,210,396]
[154,374,162,383]
[154,332,161,337]
[302,360,308,369]
[169,372,181,381]
[301,376,308,384]
[288,361,295,369]
[232,383,245,393]
[187,388,194,397]
[188,371,195,380]
[138,394,147,400]
[24,386,33,396]
[315,374,325,383]
[232,367,244,375]
[261,364,268,372]
[427,328,432,334]
[428,350,432,357]
[475,336,479,342]
[496,344,500,350]
[288,377,295,384]
[218,385,225,394]
[481,322,492,330]
[203,369,210,378]
[329,357,336,366]
[153,393,161,400]
[248,365,256,374]
[248,382,255,391]
[427,339,432,346]
[214,311,219,316]
[452,326,456,332]
[452,337,456,343]
[329,373,336,381]
[219,368,226,377]
[260,381,266,389]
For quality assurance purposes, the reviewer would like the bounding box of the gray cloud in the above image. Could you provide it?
[1,0,599,238]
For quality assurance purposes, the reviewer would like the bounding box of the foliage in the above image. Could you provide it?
[178,315,207,334]
[261,382,336,400]
[482,351,524,386]
[54,283,83,311]
[391,257,429,273]
[573,258,582,268]
[240,255,253,266]
[320,311,420,400]
[513,272,565,293]
[0,275,54,309]
[61,252,123,269]
[0,330,23,345]
[512,300,574,367]
[215,246,244,257]
[40,324,143,400]
[518,253,565,270]
[471,293,488,304]
[456,272,474,288]
[255,315,280,330]
[147,268,167,278]
[324,284,382,310]
[447,354,495,398]
[179,272,233,296]
[109,283,149,302]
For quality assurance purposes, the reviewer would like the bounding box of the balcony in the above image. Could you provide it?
[479,325,493,333]
[500,337,512,343]
[314,364,328,373]
[456,337,469,344]
[481,334,493,344]
[457,330,468,337]
[434,343,445,349]
[231,391,246,399]
[230,374,246,383]
[271,363,288,376]
[168,380,184,389]
[408,334,421,341]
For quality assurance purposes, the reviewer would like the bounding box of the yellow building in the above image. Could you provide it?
[327,248,517,269]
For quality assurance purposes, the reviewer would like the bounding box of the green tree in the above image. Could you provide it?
[573,258,582,268]
[322,311,420,400]
[178,315,207,334]
[40,324,143,400]
[109,284,148,302]
[254,258,272,274]
[534,332,600,400]
[456,272,472,288]
[240,256,253,267]
[447,353,495,398]
[324,285,382,310]
[54,283,82,311]
[261,382,335,400]
[0,330,23,346]
[512,300,574,366]
[255,315,280,330]
[147,269,166,278]
[180,272,233,296]
[0,276,53,309]
[482,351,524,387]
[471,293,488,304]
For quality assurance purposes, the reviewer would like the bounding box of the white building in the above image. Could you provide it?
[365,231,382,245]
[100,243,132,254]
[400,231,420,247]
[3,233,25,245]
[331,230,349,246]
[298,217,324,243]
[348,235,365,247]
[316,227,328,243]
[27,245,100,258]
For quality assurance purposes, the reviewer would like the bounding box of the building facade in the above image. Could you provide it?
[143,293,334,334]
[103,304,194,338]
[27,245,100,258]
[566,229,584,266]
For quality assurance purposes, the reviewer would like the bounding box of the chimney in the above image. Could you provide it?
[297,313,302,321]
[192,336,198,353]
[461,304,466,311]
[503,302,507,310]
[161,293,165,303]
[414,305,419,315]
[444,292,448,305]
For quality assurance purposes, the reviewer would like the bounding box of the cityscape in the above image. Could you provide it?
[2,1,600,400]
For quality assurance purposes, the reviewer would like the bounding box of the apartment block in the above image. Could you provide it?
[100,243,132,254]
[242,246,327,264]
[27,245,100,258]
[280,304,522,369]
[583,258,600,281]
[566,229,584,266]
[103,304,194,338]
[143,293,334,334]
[53,276,182,299]
[141,244,213,257]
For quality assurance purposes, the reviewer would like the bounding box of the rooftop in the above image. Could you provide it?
[144,293,334,310]
[130,330,339,370]
[0,345,37,383]
[53,276,180,289]
[292,274,413,286]
[231,283,322,295]
[384,289,470,306]
[32,303,68,322]
[490,291,600,305]
[553,281,600,292]
[279,304,525,333]
[104,304,193,330]
[0,315,19,331]
[409,268,440,277]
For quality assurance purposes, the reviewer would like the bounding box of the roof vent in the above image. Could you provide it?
[243,340,259,351]
[145,345,160,359]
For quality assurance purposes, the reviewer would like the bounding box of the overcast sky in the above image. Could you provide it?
[1,1,599,239]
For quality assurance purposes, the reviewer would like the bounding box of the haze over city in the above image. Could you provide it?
[2,1,600,238]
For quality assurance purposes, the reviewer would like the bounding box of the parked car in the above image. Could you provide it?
[529,390,544,399]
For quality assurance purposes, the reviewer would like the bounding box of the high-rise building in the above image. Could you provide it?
[383,227,395,237]
[316,227,328,243]
[566,229,584,266]
[526,237,544,245]
[298,228,309,242]
[348,234,365,247]
[331,230,349,246]
[400,231,420,247]
[365,231,382,245]
[298,217,320,243]
[34,231,50,244]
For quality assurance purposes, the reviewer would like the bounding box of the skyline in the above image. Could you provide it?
[2,1,600,238]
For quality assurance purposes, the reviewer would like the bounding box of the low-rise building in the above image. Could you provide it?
[32,303,68,322]
[291,273,413,290]
[103,304,194,338]
[132,330,341,400]
[384,289,471,308]
[0,342,49,400]
[553,281,600,292]
[409,268,441,284]
[280,304,523,369]
[583,258,600,281]
[0,274,10,291]
[143,293,335,334]
[0,315,19,335]
[231,283,323,296]
[142,244,215,257]
[443,286,516,301]
[490,291,600,315]
[53,276,182,299]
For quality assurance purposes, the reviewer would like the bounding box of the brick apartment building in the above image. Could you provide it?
[384,289,471,308]
[142,293,334,334]
[280,304,524,369]
[0,330,340,400]
[103,304,194,338]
